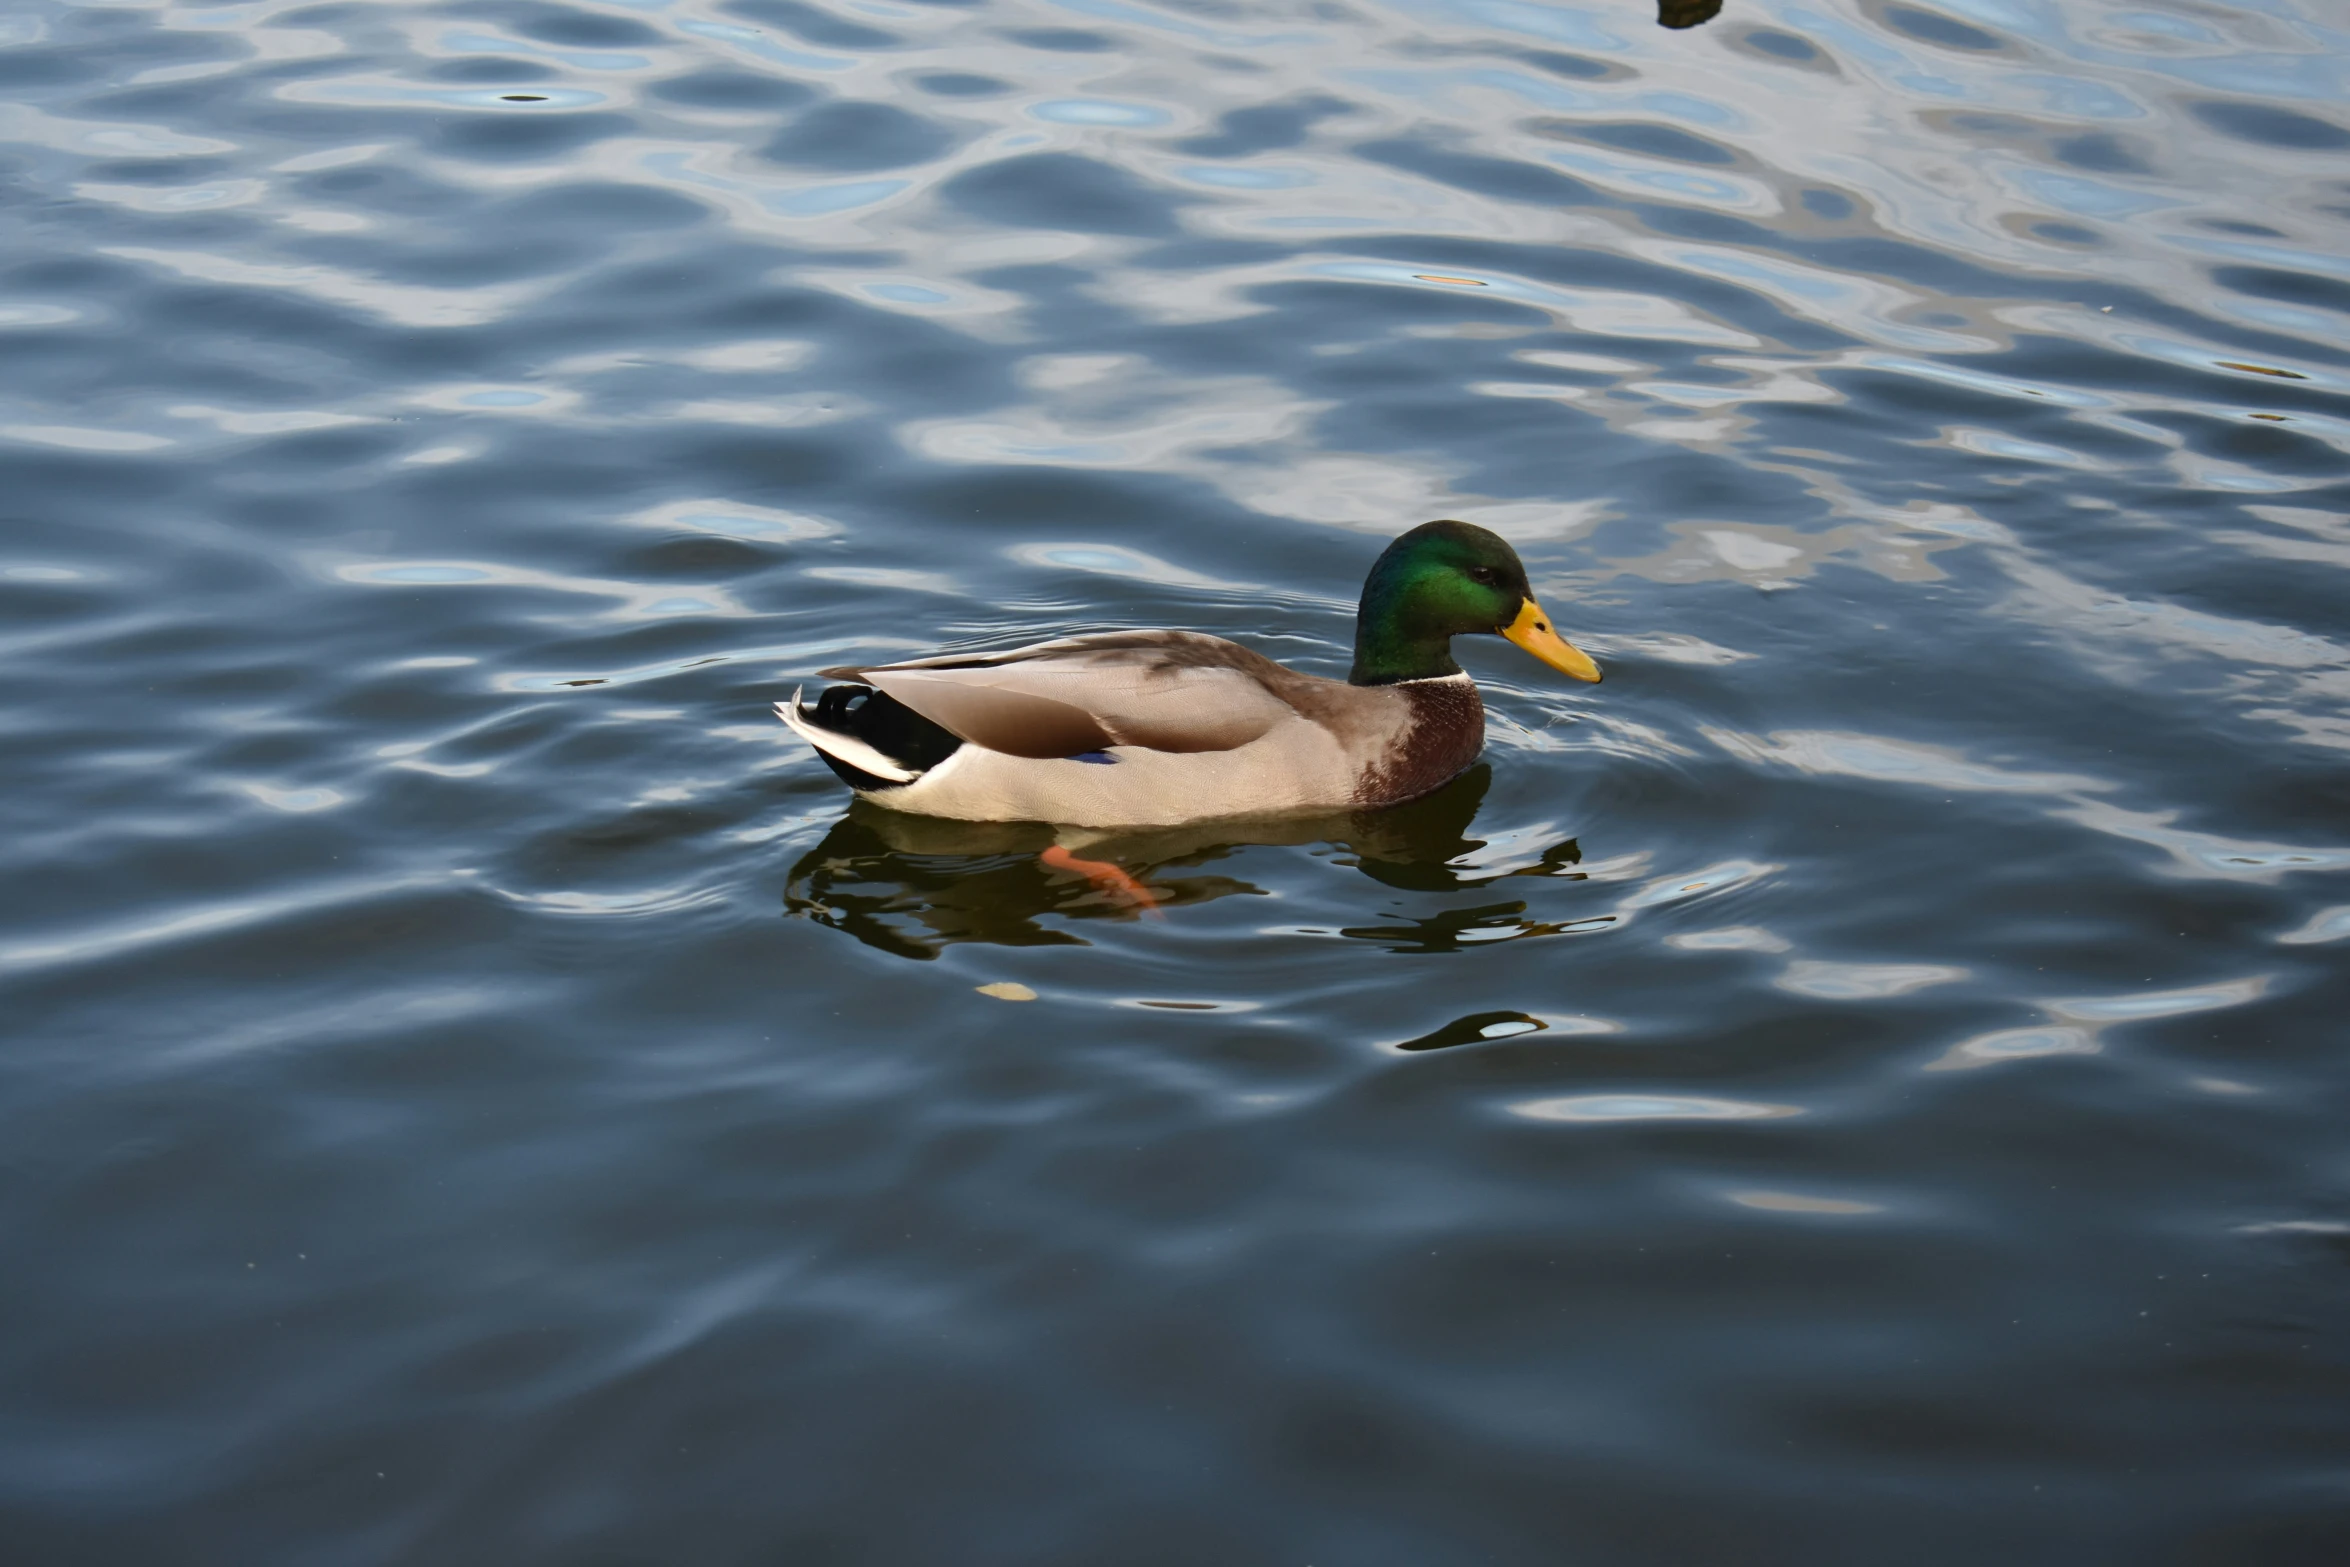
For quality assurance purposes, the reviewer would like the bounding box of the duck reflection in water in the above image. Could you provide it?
[783,764,1597,961]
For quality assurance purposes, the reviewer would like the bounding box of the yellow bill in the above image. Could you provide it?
[1503,598,1602,683]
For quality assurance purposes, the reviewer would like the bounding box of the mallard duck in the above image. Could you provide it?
[776,519,1600,828]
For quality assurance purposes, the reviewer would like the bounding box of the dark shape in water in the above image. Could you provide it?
[1340,903,1615,957]
[783,766,1595,958]
[1658,0,1725,28]
[1393,1010,1550,1052]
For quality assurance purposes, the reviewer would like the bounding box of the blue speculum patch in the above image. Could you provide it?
[1068,750,1119,765]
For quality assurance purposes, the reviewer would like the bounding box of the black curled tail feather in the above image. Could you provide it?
[811,684,962,790]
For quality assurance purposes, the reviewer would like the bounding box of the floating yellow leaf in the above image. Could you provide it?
[976,982,1037,1001]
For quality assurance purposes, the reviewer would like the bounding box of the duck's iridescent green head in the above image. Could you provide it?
[1349,519,1602,687]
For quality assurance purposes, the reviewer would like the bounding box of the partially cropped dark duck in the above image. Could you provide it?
[777,520,1602,829]
[1657,0,1724,28]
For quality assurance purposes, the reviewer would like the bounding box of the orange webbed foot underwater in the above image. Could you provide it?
[1039,845,1163,917]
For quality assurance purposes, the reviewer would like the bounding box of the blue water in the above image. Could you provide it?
[4,1,2349,1560]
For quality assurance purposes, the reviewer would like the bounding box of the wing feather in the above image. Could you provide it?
[823,632,1298,757]
[864,672,1114,760]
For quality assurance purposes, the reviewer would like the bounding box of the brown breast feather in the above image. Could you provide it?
[1352,681,1484,807]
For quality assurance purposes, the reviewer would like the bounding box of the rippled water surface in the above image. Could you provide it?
[6,0,2350,1560]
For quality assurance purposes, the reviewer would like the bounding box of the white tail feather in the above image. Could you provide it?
[774,688,919,784]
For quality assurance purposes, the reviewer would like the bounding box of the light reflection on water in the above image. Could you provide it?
[3,0,2347,1560]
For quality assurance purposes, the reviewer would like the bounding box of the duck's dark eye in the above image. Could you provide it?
[1468,566,1501,585]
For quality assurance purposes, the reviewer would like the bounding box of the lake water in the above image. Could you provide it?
[5,1,2348,1561]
